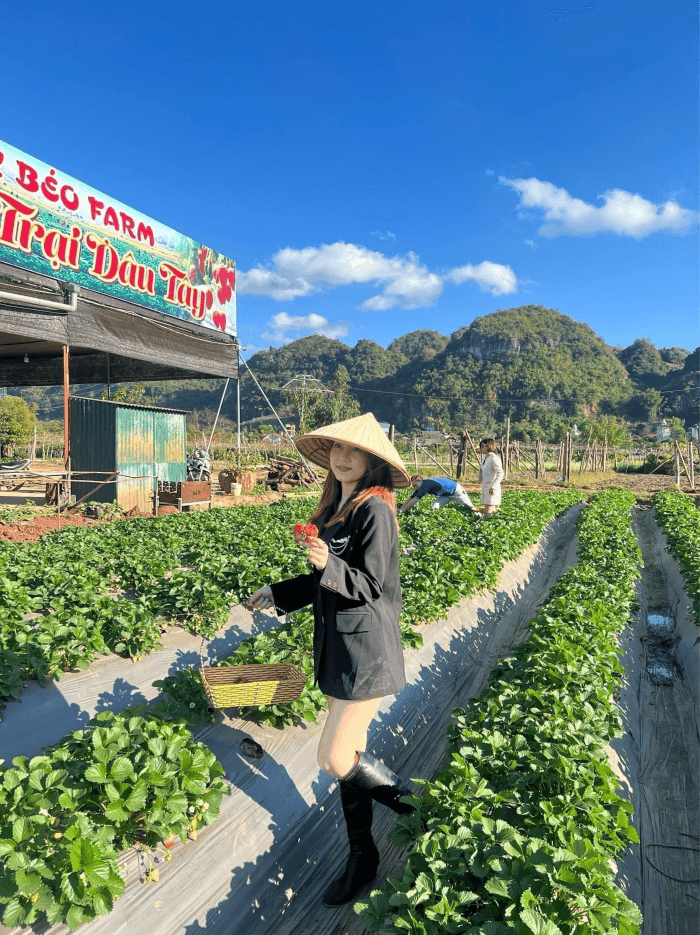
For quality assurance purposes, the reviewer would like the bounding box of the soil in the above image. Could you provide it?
[0,490,313,543]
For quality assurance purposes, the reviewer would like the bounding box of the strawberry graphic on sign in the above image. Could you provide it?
[213,265,236,305]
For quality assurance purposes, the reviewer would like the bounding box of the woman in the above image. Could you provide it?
[247,413,416,907]
[478,437,505,516]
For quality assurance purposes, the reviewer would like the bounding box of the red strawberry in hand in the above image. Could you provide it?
[293,523,318,544]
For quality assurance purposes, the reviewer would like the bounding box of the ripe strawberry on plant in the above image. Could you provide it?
[162,833,177,848]
[293,523,318,544]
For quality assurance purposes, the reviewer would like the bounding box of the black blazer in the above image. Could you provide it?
[270,496,406,700]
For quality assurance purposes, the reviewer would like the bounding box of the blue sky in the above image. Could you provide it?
[0,0,697,357]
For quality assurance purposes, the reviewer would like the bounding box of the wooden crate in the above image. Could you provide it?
[157,481,212,511]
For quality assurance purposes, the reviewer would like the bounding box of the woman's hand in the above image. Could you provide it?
[303,536,329,571]
[489,487,494,496]
[247,585,274,610]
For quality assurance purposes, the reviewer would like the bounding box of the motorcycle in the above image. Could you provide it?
[186,448,211,483]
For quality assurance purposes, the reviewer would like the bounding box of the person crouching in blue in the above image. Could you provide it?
[397,474,481,516]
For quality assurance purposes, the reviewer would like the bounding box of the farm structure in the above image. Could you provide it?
[69,396,187,513]
[0,137,239,507]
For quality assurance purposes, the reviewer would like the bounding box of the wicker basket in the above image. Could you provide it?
[199,662,307,709]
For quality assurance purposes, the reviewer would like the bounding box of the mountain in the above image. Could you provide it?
[10,305,699,437]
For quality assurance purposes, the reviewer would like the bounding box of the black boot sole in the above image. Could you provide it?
[321,870,378,908]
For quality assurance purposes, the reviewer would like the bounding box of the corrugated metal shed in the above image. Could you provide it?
[70,397,187,512]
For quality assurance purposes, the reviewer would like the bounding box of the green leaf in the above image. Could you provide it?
[2,898,26,927]
[104,801,130,822]
[12,817,28,843]
[14,869,42,895]
[70,838,93,871]
[85,762,109,783]
[110,757,133,781]
[520,908,564,934]
[66,904,84,931]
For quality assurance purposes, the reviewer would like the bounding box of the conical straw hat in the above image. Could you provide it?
[295,413,410,488]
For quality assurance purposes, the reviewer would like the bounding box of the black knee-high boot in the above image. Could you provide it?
[341,751,416,815]
[322,781,380,907]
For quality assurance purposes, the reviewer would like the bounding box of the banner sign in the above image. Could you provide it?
[0,140,236,336]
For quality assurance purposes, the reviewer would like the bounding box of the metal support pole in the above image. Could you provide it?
[204,378,230,462]
[236,369,241,466]
[62,345,70,476]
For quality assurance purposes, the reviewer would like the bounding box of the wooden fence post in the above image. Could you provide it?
[674,440,681,485]
[563,432,572,482]
[456,431,467,479]
[504,417,510,481]
[602,432,608,472]
[688,439,695,490]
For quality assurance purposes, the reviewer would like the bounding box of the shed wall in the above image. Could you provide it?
[70,398,186,512]
[70,397,118,505]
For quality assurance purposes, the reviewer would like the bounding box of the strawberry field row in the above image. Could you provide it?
[652,490,700,624]
[357,489,643,935]
[0,489,582,721]
[0,490,584,930]
[156,488,584,727]
[0,710,230,930]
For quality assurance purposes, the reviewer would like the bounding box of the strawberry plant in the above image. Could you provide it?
[0,490,582,722]
[653,489,700,624]
[357,489,643,934]
[0,709,230,930]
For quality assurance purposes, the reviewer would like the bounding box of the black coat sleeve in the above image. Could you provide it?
[318,499,396,603]
[270,572,315,614]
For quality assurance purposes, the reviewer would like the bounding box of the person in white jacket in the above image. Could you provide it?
[479,438,505,516]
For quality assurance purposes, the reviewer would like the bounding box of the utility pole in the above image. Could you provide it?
[281,375,331,434]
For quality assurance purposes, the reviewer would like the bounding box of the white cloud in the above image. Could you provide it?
[525,239,536,249]
[484,168,495,176]
[238,241,518,309]
[445,261,518,296]
[261,312,350,343]
[500,176,698,238]
[371,230,396,241]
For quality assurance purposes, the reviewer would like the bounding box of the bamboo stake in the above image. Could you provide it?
[417,443,452,477]
[464,429,482,465]
[676,441,690,486]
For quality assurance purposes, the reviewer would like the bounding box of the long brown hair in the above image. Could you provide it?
[308,450,397,531]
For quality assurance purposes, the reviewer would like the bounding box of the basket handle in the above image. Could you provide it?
[199,613,310,671]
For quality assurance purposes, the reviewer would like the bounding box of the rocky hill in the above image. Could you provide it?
[10,305,698,438]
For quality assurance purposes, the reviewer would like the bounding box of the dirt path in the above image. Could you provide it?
[608,507,700,934]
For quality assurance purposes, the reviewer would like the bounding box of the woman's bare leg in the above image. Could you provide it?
[317,696,383,779]
[482,504,497,517]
